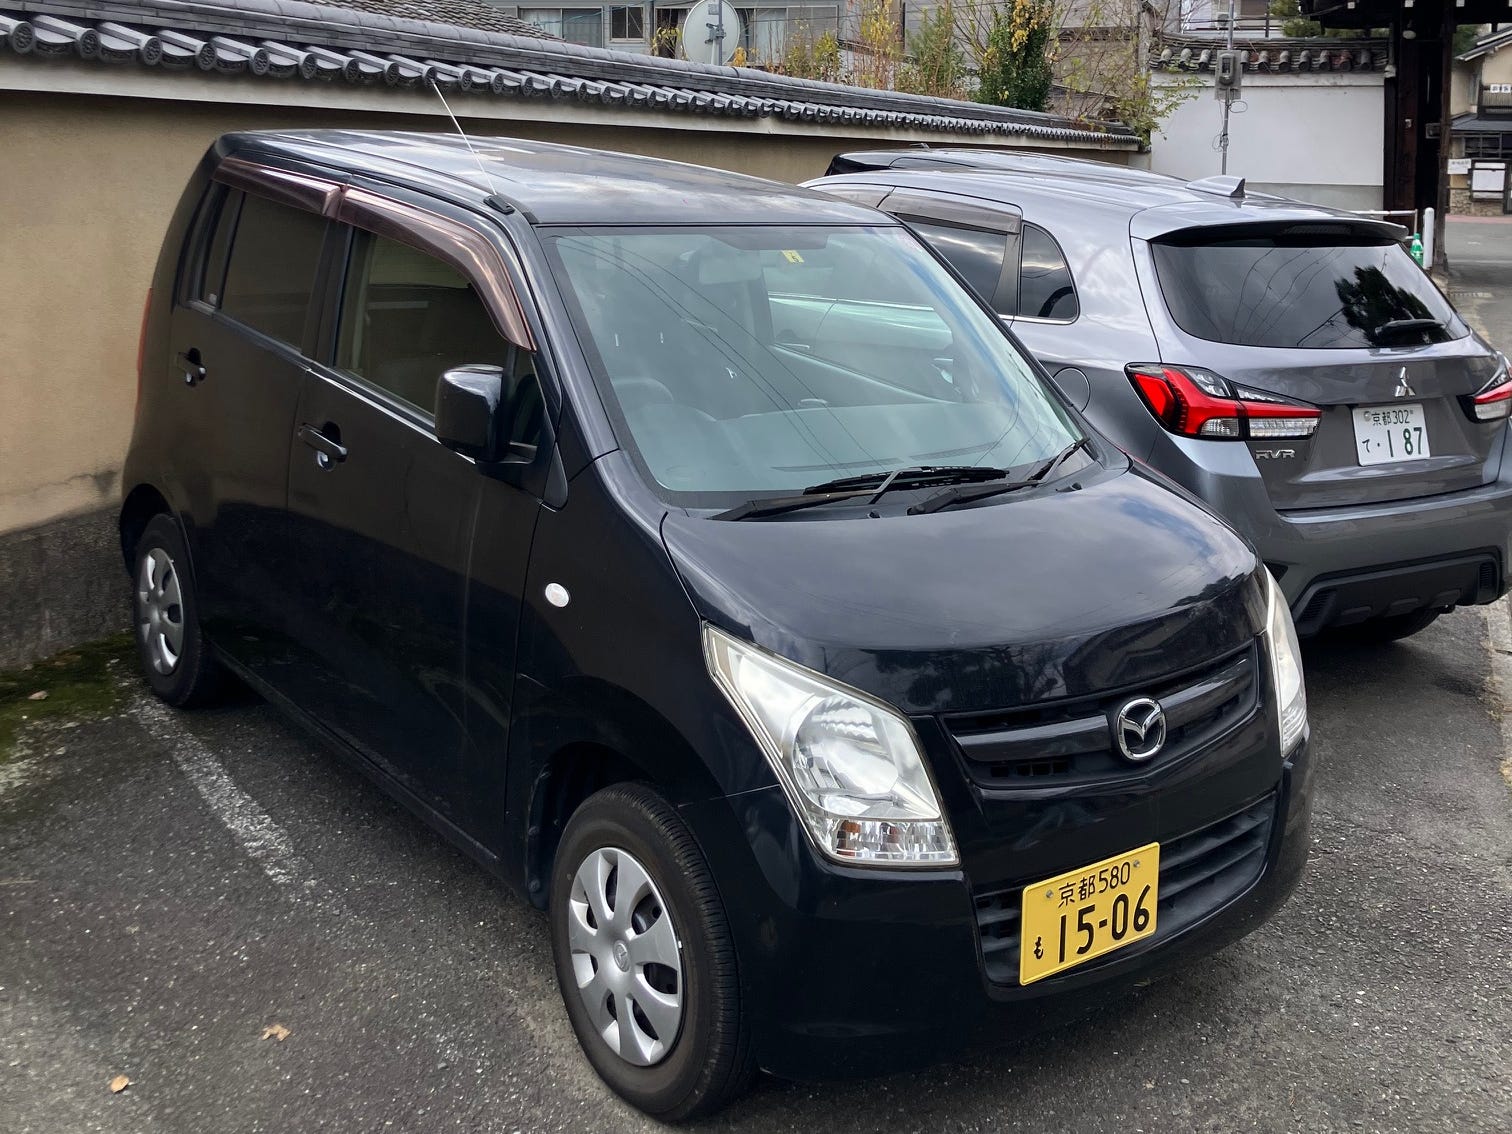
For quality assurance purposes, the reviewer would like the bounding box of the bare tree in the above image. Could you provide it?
[1052,0,1201,140]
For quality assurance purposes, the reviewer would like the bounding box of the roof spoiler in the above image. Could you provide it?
[1187,175,1246,198]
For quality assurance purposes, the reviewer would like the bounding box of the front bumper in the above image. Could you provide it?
[680,735,1313,1081]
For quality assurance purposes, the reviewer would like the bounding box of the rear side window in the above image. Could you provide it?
[335,232,515,417]
[1151,229,1465,348]
[1018,224,1078,322]
[219,194,326,348]
[195,187,240,307]
[908,220,1009,308]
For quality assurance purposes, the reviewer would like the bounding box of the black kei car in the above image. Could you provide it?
[124,131,1312,1120]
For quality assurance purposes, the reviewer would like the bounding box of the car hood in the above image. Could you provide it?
[662,465,1263,715]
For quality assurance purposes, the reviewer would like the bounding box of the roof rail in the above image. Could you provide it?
[1187,175,1246,198]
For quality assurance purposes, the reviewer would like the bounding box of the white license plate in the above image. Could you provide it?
[1353,403,1430,466]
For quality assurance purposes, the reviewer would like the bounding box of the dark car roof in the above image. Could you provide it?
[814,157,1407,241]
[224,131,896,227]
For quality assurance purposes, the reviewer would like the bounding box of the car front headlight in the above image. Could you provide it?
[1262,569,1307,755]
[703,624,958,867]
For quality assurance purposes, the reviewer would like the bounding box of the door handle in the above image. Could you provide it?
[178,348,206,386]
[298,423,347,469]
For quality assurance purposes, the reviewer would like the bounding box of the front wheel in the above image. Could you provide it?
[131,514,224,707]
[549,783,753,1121]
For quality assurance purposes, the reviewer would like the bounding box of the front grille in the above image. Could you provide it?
[974,792,1276,985]
[944,645,1259,789]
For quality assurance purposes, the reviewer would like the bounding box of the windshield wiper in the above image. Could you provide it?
[1373,318,1444,342]
[712,489,877,521]
[907,437,1091,516]
[713,465,1015,521]
[801,465,1011,497]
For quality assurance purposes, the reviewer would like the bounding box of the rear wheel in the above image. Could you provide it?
[549,783,753,1121]
[1328,608,1441,645]
[131,514,223,706]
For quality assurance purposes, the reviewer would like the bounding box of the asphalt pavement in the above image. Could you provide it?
[1,223,1510,1134]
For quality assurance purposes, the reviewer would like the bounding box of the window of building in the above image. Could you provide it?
[1018,223,1079,322]
[336,232,514,417]
[520,7,604,45]
[610,4,646,39]
[1465,134,1508,160]
[219,193,327,347]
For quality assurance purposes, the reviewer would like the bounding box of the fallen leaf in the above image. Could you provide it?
[27,691,47,701]
[261,1024,291,1042]
[109,1075,130,1093]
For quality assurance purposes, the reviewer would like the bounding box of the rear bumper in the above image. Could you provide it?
[1152,431,1512,630]
[1288,551,1501,635]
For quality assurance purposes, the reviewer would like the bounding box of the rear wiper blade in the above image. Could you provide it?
[1373,318,1443,340]
[907,437,1091,516]
[801,465,1010,496]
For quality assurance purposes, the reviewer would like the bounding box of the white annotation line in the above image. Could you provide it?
[128,692,318,894]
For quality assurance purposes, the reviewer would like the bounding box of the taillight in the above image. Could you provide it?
[1466,354,1512,423]
[1127,364,1321,441]
[135,288,153,413]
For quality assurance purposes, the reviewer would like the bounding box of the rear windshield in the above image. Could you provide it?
[1151,229,1466,349]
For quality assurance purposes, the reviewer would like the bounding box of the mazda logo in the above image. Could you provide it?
[1113,697,1167,762]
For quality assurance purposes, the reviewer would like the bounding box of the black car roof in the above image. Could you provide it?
[224,130,899,227]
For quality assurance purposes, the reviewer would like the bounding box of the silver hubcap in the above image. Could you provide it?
[567,846,684,1067]
[136,546,185,675]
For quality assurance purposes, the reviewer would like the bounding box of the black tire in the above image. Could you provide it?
[549,783,754,1122]
[130,514,224,707]
[1327,608,1441,645]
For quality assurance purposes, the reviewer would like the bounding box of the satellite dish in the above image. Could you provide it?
[681,0,742,66]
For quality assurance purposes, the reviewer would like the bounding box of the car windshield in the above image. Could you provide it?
[1151,227,1467,349]
[542,224,1083,506]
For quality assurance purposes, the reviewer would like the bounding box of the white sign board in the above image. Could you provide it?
[1471,162,1507,199]
[1449,158,1472,175]
[1489,83,1512,94]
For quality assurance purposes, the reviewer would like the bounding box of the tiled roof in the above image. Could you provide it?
[1452,112,1512,136]
[1457,27,1512,63]
[0,0,1137,147]
[1151,37,1389,74]
[312,0,559,40]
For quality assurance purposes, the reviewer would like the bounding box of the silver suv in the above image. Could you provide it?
[808,151,1512,640]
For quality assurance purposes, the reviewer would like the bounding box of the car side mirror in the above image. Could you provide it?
[436,365,507,462]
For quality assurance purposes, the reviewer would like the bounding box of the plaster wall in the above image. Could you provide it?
[0,80,1127,539]
[1149,71,1384,212]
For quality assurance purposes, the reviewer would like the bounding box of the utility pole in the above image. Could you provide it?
[1219,0,1236,174]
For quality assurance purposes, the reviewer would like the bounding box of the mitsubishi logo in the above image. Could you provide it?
[1394,368,1416,398]
[1113,697,1167,762]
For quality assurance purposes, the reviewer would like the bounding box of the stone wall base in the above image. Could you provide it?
[1450,188,1506,217]
[0,508,125,669]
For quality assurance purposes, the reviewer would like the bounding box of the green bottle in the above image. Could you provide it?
[1410,233,1424,266]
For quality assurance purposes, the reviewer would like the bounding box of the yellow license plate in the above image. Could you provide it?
[1019,843,1160,986]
